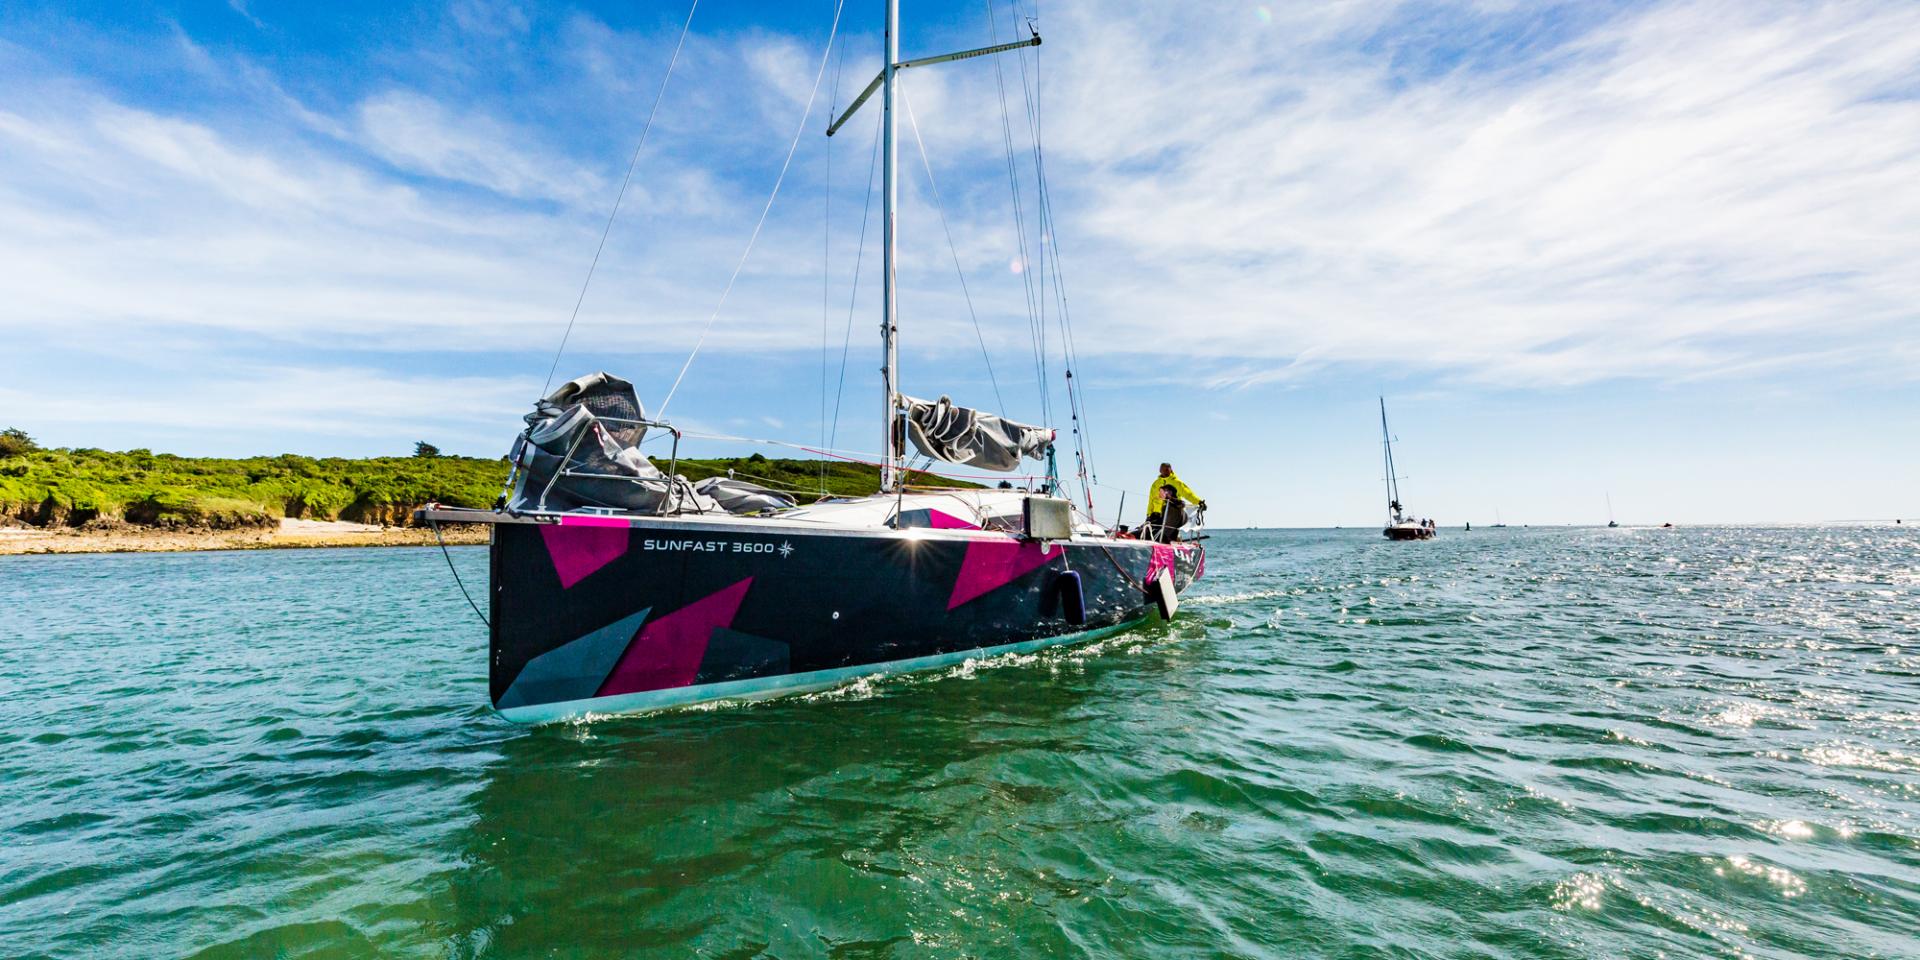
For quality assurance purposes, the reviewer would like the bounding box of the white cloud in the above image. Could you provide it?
[355,90,604,205]
[449,0,531,39]
[744,34,816,124]
[225,0,265,30]
[1032,0,1920,385]
[0,91,599,351]
[2,0,1917,453]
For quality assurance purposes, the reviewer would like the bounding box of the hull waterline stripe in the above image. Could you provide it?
[496,618,1148,725]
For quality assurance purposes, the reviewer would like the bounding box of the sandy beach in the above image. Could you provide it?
[0,518,488,556]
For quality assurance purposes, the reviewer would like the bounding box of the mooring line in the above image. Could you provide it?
[430,519,490,628]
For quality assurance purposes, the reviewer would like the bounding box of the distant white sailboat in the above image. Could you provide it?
[1379,398,1434,541]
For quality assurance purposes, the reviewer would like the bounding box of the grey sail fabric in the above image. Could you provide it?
[901,395,1053,473]
[533,372,650,455]
[694,477,797,515]
[509,372,715,514]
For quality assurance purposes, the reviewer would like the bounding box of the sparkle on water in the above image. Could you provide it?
[2,527,1916,958]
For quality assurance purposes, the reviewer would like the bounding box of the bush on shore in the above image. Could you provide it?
[0,427,38,458]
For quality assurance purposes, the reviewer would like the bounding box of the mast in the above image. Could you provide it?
[879,0,901,492]
[822,6,1038,493]
[1380,397,1401,524]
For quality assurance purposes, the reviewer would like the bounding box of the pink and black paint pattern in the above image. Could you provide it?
[487,519,1202,716]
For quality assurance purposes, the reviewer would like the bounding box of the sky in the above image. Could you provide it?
[1,0,1916,527]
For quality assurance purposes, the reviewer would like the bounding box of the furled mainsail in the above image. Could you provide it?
[901,395,1053,473]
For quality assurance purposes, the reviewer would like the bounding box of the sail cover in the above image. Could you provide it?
[902,395,1053,472]
[511,373,705,513]
[694,477,797,514]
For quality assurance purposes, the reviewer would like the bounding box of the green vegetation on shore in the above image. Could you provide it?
[0,429,963,530]
[0,442,510,529]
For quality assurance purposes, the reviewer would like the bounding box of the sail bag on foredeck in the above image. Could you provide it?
[512,373,690,513]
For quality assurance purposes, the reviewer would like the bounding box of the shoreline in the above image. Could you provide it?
[0,518,488,556]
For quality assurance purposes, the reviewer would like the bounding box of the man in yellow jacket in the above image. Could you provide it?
[1144,463,1206,543]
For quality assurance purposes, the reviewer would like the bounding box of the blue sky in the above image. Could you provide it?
[1,0,1916,526]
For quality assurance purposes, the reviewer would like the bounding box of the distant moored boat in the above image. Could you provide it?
[1378,398,1434,541]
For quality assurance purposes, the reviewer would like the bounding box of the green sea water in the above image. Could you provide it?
[2,527,1916,958]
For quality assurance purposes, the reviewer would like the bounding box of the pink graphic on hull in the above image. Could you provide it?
[928,510,980,530]
[1144,542,1203,587]
[1145,544,1177,586]
[597,578,754,696]
[539,515,631,589]
[948,539,1062,610]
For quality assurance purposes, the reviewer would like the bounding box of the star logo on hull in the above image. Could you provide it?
[778,541,794,558]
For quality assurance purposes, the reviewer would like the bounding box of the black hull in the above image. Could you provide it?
[482,516,1204,721]
[1383,527,1435,541]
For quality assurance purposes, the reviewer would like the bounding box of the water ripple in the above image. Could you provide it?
[2,528,1918,958]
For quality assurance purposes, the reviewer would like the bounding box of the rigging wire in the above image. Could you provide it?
[985,0,1094,506]
[1035,70,1098,488]
[821,28,849,496]
[828,109,884,453]
[1020,6,1052,446]
[982,0,1050,436]
[898,82,1007,416]
[1006,0,1098,506]
[540,0,701,397]
[658,0,849,417]
[1034,39,1099,497]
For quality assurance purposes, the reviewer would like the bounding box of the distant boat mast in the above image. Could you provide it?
[1379,398,1434,540]
[1380,397,1405,525]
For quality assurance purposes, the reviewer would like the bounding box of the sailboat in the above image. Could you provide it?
[1491,508,1506,529]
[1606,493,1620,528]
[417,2,1203,723]
[1379,398,1434,541]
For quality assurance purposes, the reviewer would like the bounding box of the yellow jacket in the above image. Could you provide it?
[1145,471,1202,515]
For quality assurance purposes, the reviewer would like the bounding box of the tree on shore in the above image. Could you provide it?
[0,428,37,457]
[413,442,441,459]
